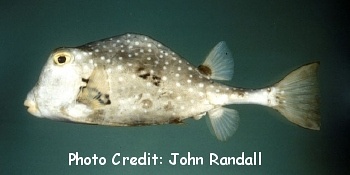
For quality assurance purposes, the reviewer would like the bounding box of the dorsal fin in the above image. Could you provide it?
[198,41,234,80]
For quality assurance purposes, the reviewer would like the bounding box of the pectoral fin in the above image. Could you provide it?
[77,66,111,109]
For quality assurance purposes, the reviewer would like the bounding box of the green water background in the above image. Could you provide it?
[1,0,349,174]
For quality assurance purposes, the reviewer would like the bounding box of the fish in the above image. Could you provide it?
[24,33,320,141]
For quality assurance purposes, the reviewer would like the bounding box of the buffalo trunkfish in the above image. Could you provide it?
[24,33,320,141]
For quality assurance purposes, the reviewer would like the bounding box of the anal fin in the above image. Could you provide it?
[206,107,239,141]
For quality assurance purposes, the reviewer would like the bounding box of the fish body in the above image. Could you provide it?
[24,33,320,141]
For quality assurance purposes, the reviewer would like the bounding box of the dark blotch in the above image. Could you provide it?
[137,67,145,72]
[198,65,212,76]
[169,118,183,124]
[139,73,150,79]
[82,78,89,83]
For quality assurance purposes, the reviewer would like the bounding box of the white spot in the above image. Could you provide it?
[95,49,99,52]
[118,77,124,82]
[127,39,130,43]
[107,68,112,73]
[176,96,182,100]
[132,74,136,79]
[100,56,105,60]
[154,61,159,64]
[178,60,182,63]
[88,52,92,55]
[128,54,132,58]
[215,89,220,93]
[199,83,204,88]
[113,43,117,47]
[172,57,177,60]
[127,63,133,66]
[89,59,93,64]
[165,52,169,56]
[150,70,154,74]
[128,45,133,49]
[159,55,163,58]
[93,63,97,67]
[127,34,131,37]
[157,44,162,47]
[175,73,179,77]
[108,49,113,52]
[117,65,123,70]
[189,88,194,92]
[134,52,139,56]
[147,43,151,47]
[121,49,125,52]
[106,59,111,63]
[177,67,182,71]
[135,41,140,45]
[199,92,204,97]
[140,49,144,53]
[187,79,192,83]
[148,49,152,52]
[163,66,167,70]
[188,67,193,70]
[162,76,167,81]
[144,37,148,41]
[120,45,124,48]
[76,54,82,60]
[83,52,88,56]
[102,45,106,48]
[180,106,185,110]
[119,57,123,60]
[146,82,152,86]
[116,40,120,43]
[189,74,193,78]
[176,82,181,87]
[165,61,169,65]
[147,57,151,60]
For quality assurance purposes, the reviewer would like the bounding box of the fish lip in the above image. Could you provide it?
[24,93,42,117]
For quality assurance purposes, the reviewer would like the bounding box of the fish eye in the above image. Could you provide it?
[53,51,73,66]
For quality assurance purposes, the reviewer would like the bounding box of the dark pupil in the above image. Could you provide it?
[57,56,66,63]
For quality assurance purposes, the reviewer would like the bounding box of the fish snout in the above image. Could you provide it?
[24,96,42,117]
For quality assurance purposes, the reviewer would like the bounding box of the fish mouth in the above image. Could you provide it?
[24,96,42,117]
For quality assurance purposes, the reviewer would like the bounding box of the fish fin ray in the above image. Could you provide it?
[206,107,239,141]
[273,62,320,130]
[199,41,234,80]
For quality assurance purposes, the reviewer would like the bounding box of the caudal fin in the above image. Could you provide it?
[273,62,320,130]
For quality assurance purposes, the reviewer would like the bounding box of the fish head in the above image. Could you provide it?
[24,48,92,120]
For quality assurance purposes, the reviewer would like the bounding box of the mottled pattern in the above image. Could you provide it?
[72,34,222,125]
[24,33,320,141]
